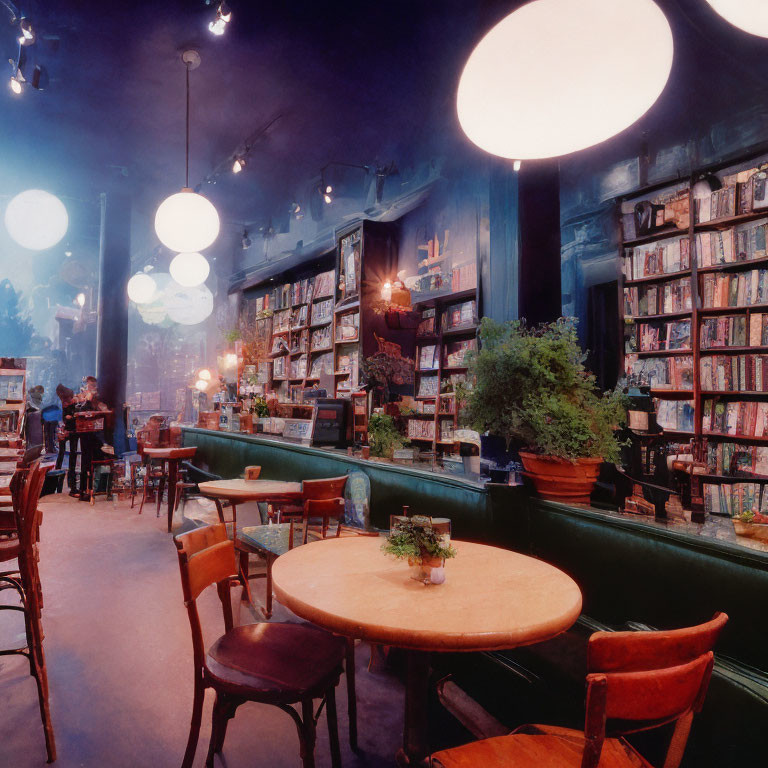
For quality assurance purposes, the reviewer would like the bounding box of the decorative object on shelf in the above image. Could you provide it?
[456,0,673,161]
[362,339,415,405]
[153,50,220,254]
[383,514,455,584]
[463,317,626,503]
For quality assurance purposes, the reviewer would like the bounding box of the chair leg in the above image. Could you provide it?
[138,467,149,515]
[156,475,166,518]
[326,685,342,768]
[181,676,206,768]
[300,699,317,768]
[238,550,254,606]
[346,637,359,752]
[27,625,56,763]
[206,691,227,768]
[262,556,274,619]
[89,469,95,506]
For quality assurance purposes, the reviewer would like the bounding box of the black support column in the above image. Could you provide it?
[95,190,131,451]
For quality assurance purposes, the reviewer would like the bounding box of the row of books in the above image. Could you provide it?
[418,345,439,371]
[695,221,768,267]
[310,326,332,351]
[289,356,308,380]
[705,442,768,476]
[443,300,477,330]
[700,315,749,348]
[699,355,768,392]
[695,186,736,223]
[700,268,768,308]
[623,279,692,317]
[630,320,691,352]
[625,355,693,389]
[444,339,476,367]
[417,373,439,397]
[656,399,695,433]
[407,419,435,440]
[702,483,765,517]
[725,167,768,216]
[702,399,768,437]
[624,237,690,280]
[335,312,358,342]
[309,352,333,378]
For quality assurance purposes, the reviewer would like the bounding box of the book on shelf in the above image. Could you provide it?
[695,186,736,223]
[623,279,691,317]
[272,357,286,378]
[335,311,359,342]
[291,277,315,306]
[442,299,477,330]
[700,354,768,392]
[655,399,695,432]
[700,315,748,348]
[272,308,291,332]
[313,270,335,299]
[0,410,19,433]
[702,399,768,437]
[624,236,690,280]
[443,338,476,367]
[632,320,691,353]
[311,326,332,350]
[311,298,333,325]
[450,261,477,293]
[625,355,693,389]
[417,373,439,397]
[290,304,308,329]
[417,308,437,336]
[270,335,288,355]
[439,418,455,442]
[0,375,24,400]
[699,268,768,308]
[289,331,308,355]
[309,352,333,378]
[703,483,765,517]
[696,220,768,267]
[407,418,435,440]
[706,441,768,476]
[290,355,308,380]
[418,345,439,371]
[722,167,768,214]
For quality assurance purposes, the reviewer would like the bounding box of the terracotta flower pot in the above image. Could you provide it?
[519,451,602,503]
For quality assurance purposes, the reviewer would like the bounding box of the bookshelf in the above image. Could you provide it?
[619,153,768,514]
[410,292,479,453]
[0,360,26,443]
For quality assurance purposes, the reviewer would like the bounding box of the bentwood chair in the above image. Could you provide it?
[0,460,56,763]
[174,523,346,768]
[431,612,728,768]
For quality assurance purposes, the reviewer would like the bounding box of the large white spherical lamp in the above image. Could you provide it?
[704,1,768,38]
[4,190,68,250]
[154,189,220,253]
[456,0,673,160]
[127,273,157,304]
[164,283,214,326]
[169,251,210,287]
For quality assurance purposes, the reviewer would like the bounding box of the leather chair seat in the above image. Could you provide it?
[205,622,346,701]
[432,725,651,768]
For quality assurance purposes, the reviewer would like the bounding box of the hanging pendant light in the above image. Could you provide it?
[456,0,673,160]
[703,1,768,38]
[154,51,220,253]
[169,251,210,287]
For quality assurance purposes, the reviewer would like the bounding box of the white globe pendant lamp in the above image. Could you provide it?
[704,1,768,38]
[456,0,673,160]
[4,189,68,250]
[154,50,220,253]
[126,272,157,304]
[164,283,214,326]
[169,251,210,287]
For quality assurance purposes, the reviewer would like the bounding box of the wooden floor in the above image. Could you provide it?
[0,492,404,767]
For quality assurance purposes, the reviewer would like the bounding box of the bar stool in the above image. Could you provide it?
[88,457,115,506]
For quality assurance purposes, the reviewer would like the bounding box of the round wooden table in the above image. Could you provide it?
[142,447,197,531]
[197,478,302,504]
[272,536,582,765]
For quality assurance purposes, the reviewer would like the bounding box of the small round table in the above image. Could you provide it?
[142,447,197,531]
[272,536,582,765]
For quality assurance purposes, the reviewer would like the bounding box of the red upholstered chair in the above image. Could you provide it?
[174,523,346,768]
[431,612,728,768]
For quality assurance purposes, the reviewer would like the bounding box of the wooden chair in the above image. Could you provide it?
[431,612,728,768]
[174,523,346,768]
[0,460,56,762]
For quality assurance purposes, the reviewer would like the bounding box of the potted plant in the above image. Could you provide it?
[367,412,409,459]
[463,317,626,503]
[382,516,457,583]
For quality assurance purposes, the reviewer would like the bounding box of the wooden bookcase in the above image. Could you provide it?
[0,361,26,443]
[410,290,479,454]
[619,153,768,517]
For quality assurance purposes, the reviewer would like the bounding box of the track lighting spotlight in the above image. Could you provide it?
[241,230,252,249]
[19,18,34,45]
[513,160,522,172]
[9,74,22,94]
[232,157,244,173]
[322,184,333,204]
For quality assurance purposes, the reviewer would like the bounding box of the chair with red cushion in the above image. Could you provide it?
[174,522,346,768]
[431,612,728,768]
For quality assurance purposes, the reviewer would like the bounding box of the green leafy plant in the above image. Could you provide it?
[367,412,409,458]
[253,397,270,418]
[382,517,457,561]
[223,329,242,343]
[463,317,627,463]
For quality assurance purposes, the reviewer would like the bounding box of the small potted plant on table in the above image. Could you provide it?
[463,318,626,503]
[382,515,457,584]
